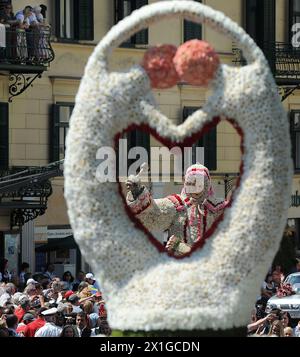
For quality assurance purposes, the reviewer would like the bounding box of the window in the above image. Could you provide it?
[0,102,8,170]
[50,103,73,162]
[55,0,94,41]
[244,0,275,71]
[183,107,217,171]
[289,0,300,43]
[184,0,202,42]
[290,110,300,171]
[115,0,148,47]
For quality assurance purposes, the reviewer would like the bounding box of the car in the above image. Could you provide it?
[266,272,300,319]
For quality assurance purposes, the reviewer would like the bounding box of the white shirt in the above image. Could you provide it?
[34,323,62,337]
[15,11,30,26]
[28,13,38,25]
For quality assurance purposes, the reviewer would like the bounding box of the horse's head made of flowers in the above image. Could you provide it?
[64,1,293,332]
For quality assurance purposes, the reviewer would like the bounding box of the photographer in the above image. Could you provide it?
[247,308,283,336]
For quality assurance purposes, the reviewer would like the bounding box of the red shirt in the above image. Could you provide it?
[24,318,46,337]
[16,323,27,335]
[15,306,26,322]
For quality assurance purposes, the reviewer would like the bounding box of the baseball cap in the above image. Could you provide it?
[64,290,74,300]
[23,313,35,322]
[85,273,94,280]
[26,278,38,285]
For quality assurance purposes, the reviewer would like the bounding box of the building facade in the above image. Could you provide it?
[0,0,299,277]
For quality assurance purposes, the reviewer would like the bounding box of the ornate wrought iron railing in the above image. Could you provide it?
[233,42,300,81]
[233,42,300,101]
[0,160,63,228]
[0,26,55,67]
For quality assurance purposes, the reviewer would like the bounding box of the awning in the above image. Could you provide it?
[35,235,79,252]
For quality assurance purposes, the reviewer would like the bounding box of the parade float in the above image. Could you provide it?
[64,1,292,336]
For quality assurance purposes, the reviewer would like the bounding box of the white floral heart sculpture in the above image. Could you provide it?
[64,1,293,331]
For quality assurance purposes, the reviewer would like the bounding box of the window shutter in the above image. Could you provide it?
[55,0,61,38]
[50,104,60,163]
[0,103,8,170]
[184,0,202,42]
[245,0,257,38]
[77,0,94,40]
[290,110,297,171]
[115,0,124,23]
[245,0,275,72]
[263,0,275,44]
[203,126,217,171]
[134,0,148,45]
[127,129,150,169]
[182,107,217,170]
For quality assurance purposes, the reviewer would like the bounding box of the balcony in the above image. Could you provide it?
[0,25,55,100]
[0,160,63,229]
[233,42,300,100]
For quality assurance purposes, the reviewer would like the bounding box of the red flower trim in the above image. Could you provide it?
[115,117,244,259]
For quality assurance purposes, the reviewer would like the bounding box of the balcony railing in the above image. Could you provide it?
[233,42,300,85]
[0,26,55,68]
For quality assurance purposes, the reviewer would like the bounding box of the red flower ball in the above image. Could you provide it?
[142,44,179,89]
[173,39,220,86]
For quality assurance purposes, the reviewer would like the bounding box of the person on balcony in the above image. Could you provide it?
[15,6,33,29]
[0,4,17,60]
[0,4,17,26]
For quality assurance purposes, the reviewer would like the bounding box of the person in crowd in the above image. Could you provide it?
[23,307,46,337]
[0,326,9,337]
[260,274,276,306]
[247,309,280,335]
[19,262,30,289]
[68,294,82,314]
[76,312,91,337]
[44,264,56,281]
[6,314,19,337]
[14,295,30,322]
[59,324,79,337]
[72,271,85,291]
[284,327,294,337]
[268,320,284,337]
[93,318,112,337]
[281,312,292,329]
[85,273,100,291]
[77,281,89,295]
[0,258,11,283]
[93,292,104,314]
[272,265,285,282]
[289,258,300,274]
[26,278,38,286]
[16,312,35,336]
[34,308,62,337]
[62,271,74,291]
[271,270,282,289]
[0,283,16,307]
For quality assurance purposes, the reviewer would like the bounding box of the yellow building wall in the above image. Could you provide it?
[9,0,293,227]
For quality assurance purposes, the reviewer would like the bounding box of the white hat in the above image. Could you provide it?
[42,307,58,316]
[85,273,94,280]
[26,278,38,285]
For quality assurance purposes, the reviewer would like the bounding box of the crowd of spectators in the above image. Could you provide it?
[0,259,111,338]
[248,262,300,337]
